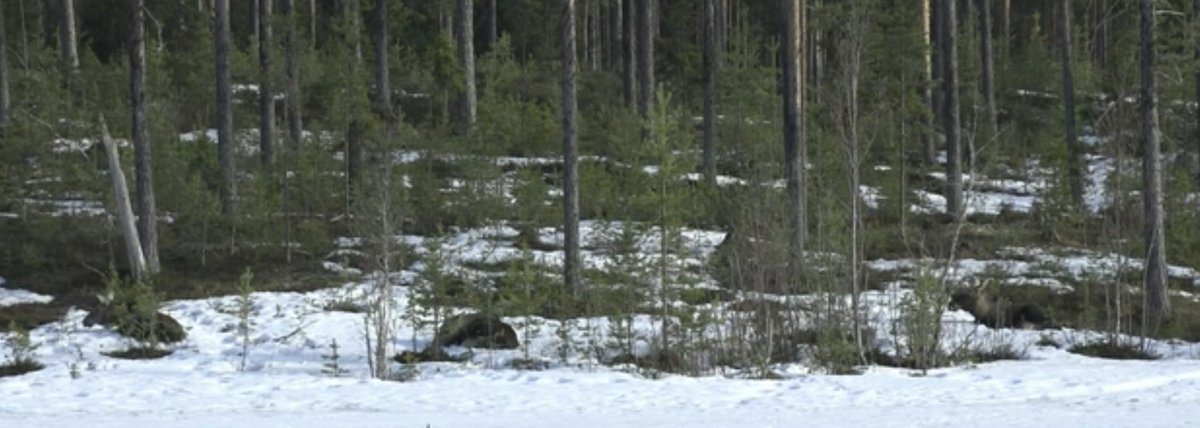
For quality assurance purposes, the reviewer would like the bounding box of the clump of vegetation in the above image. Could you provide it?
[92,273,181,360]
[1069,340,1160,360]
[321,339,348,377]
[0,322,44,377]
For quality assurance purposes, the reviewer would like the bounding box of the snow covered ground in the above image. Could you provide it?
[4,218,1200,427]
[4,278,1200,428]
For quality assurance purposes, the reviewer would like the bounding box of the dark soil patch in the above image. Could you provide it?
[0,359,44,377]
[102,347,174,360]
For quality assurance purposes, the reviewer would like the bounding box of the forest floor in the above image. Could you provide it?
[4,141,1200,426]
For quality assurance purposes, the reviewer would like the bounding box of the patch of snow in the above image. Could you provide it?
[0,286,54,307]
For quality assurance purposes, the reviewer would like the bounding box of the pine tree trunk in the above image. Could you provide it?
[702,0,716,184]
[259,0,275,166]
[41,0,55,49]
[373,0,391,119]
[1061,0,1082,207]
[58,0,76,73]
[484,0,498,52]
[309,0,317,48]
[978,0,997,140]
[622,0,635,108]
[715,0,726,53]
[215,0,237,222]
[1195,0,1200,185]
[783,0,807,273]
[562,0,582,296]
[1093,0,1108,69]
[636,0,654,125]
[943,0,962,216]
[922,0,936,168]
[285,0,303,151]
[18,0,29,69]
[1139,0,1170,322]
[455,0,476,134]
[589,0,601,71]
[130,0,160,274]
[0,0,9,128]
[610,0,621,71]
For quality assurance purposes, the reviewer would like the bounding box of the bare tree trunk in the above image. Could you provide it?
[455,0,476,134]
[562,0,582,296]
[1093,0,1108,69]
[1195,0,1200,184]
[309,0,317,48]
[18,0,29,69]
[259,0,275,166]
[610,0,621,71]
[1001,0,1010,54]
[1061,0,1082,207]
[922,0,936,168]
[1139,0,1169,322]
[783,0,807,273]
[589,0,601,71]
[215,0,237,223]
[485,0,498,52]
[622,0,635,108]
[636,0,654,129]
[373,0,391,119]
[715,0,726,54]
[978,0,997,140]
[0,0,9,128]
[101,117,148,280]
[41,0,55,49]
[285,0,302,150]
[702,0,716,184]
[251,0,259,50]
[130,0,160,274]
[943,0,962,216]
[58,0,76,73]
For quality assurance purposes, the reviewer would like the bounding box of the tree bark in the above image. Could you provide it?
[455,0,476,134]
[130,0,160,274]
[1093,0,1108,69]
[373,0,391,120]
[923,0,937,168]
[636,0,654,125]
[215,0,237,221]
[589,0,601,71]
[41,0,55,49]
[309,0,317,48]
[978,0,997,140]
[783,0,807,273]
[1061,0,1082,207]
[702,0,716,184]
[58,0,77,73]
[259,0,275,166]
[622,0,635,108]
[609,0,621,71]
[484,0,498,52]
[1195,0,1200,184]
[285,0,302,151]
[943,0,962,216]
[562,0,582,296]
[715,0,726,54]
[1139,0,1169,322]
[101,116,148,281]
[0,0,9,128]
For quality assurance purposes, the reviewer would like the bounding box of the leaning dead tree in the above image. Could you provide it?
[100,115,148,280]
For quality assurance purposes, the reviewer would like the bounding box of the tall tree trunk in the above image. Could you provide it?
[636,0,654,125]
[0,0,9,128]
[1093,0,1108,69]
[1195,0,1200,184]
[715,0,726,54]
[610,0,621,71]
[18,0,29,69]
[130,0,160,274]
[58,0,76,73]
[1139,0,1169,322]
[373,0,391,119]
[259,0,275,166]
[562,0,582,296]
[215,0,237,222]
[455,0,476,134]
[783,0,807,273]
[943,0,962,216]
[251,0,259,50]
[702,0,716,184]
[41,0,55,49]
[923,0,936,168]
[589,0,601,71]
[309,0,317,48]
[484,0,498,52]
[978,0,997,140]
[285,0,303,150]
[622,0,635,108]
[1061,0,1082,207]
